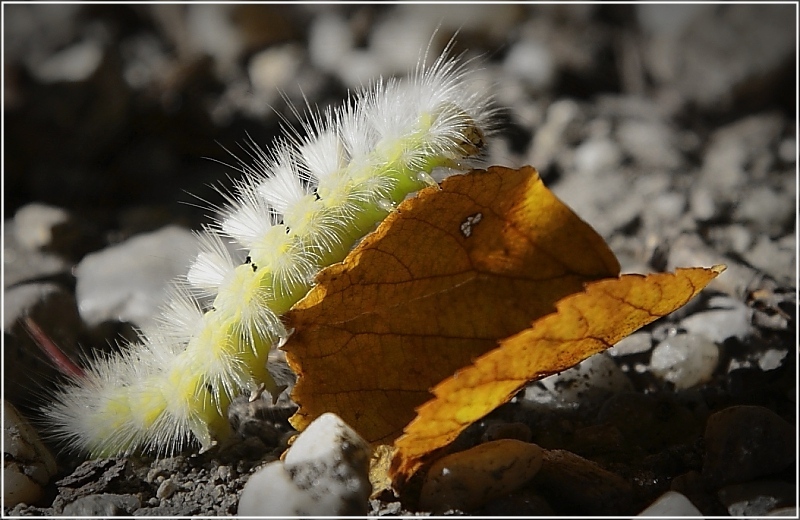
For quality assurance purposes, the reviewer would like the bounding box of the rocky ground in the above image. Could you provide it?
[3,4,796,516]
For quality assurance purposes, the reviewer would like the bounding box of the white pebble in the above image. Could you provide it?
[248,44,303,96]
[573,137,623,177]
[503,40,555,90]
[238,413,371,516]
[649,333,719,389]
[308,14,353,72]
[523,353,633,410]
[680,296,753,343]
[638,491,701,516]
[33,40,103,83]
[759,349,788,371]
[13,202,69,251]
[74,225,199,328]
[608,332,652,356]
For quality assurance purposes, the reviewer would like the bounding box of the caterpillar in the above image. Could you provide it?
[45,44,496,458]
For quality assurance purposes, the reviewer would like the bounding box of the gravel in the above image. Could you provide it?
[3,4,795,516]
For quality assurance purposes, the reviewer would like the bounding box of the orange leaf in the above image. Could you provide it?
[283,166,620,443]
[389,265,725,486]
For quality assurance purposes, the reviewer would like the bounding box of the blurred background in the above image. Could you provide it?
[4,4,794,226]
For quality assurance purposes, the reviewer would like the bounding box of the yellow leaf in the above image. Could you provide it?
[389,265,724,486]
[283,166,619,443]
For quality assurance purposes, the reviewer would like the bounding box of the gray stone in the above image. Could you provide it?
[642,5,794,113]
[308,13,353,73]
[717,480,796,516]
[13,203,70,251]
[597,393,702,451]
[3,401,58,507]
[522,353,633,411]
[638,491,701,516]
[649,333,719,390]
[617,120,682,171]
[744,235,796,284]
[74,225,198,328]
[504,40,555,90]
[700,113,784,197]
[248,44,304,102]
[528,99,581,172]
[734,185,795,236]
[237,413,371,516]
[758,349,788,372]
[531,449,634,515]
[62,494,141,516]
[608,332,652,357]
[689,186,717,221]
[703,406,795,487]
[573,137,622,177]
[679,296,753,344]
[419,439,543,514]
[32,40,103,83]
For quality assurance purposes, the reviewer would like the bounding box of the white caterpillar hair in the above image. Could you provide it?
[46,42,496,458]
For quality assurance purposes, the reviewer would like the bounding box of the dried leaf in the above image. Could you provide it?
[284,166,619,443]
[389,265,724,486]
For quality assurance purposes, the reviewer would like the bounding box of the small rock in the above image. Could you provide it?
[528,99,581,172]
[702,405,795,487]
[717,480,796,516]
[61,494,141,516]
[700,113,784,196]
[744,234,795,284]
[644,5,794,113]
[608,331,652,357]
[419,439,543,514]
[3,400,58,507]
[13,202,70,251]
[531,449,633,515]
[689,186,717,221]
[670,470,729,516]
[649,333,719,390]
[778,136,796,164]
[597,392,701,451]
[503,40,555,90]
[248,44,304,98]
[680,296,753,343]
[758,349,788,371]
[74,225,199,328]
[237,413,371,516]
[185,4,244,78]
[617,120,682,170]
[638,491,701,516]
[734,185,795,236]
[766,506,799,516]
[308,13,353,73]
[32,39,104,83]
[573,137,622,177]
[522,353,633,410]
[3,465,44,507]
[156,478,179,500]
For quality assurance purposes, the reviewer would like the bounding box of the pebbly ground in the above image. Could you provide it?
[3,4,796,516]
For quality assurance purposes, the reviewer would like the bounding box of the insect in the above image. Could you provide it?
[45,43,496,458]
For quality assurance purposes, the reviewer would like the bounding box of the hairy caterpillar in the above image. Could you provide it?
[45,45,496,458]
